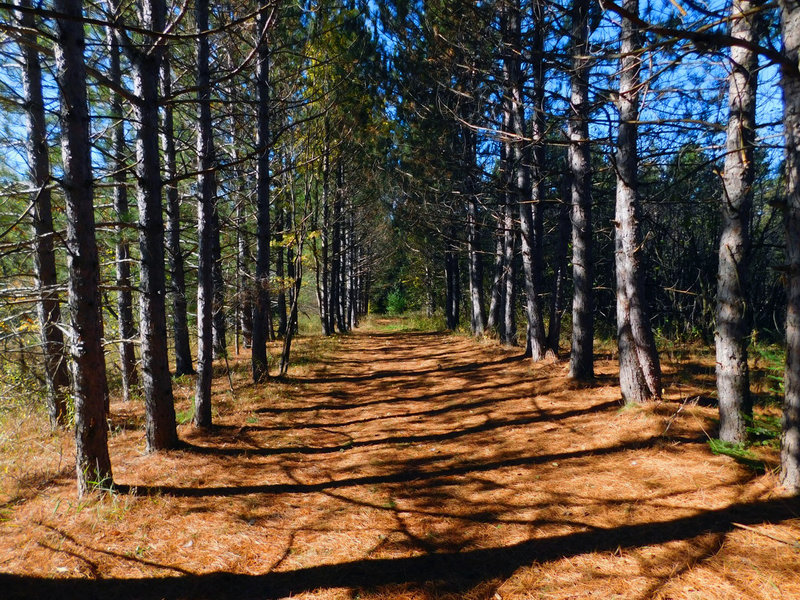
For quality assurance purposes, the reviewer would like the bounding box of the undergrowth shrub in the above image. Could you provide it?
[386,288,407,315]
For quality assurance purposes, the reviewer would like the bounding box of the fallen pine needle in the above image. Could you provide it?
[731,522,800,549]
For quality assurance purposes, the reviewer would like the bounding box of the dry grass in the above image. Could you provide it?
[1,317,798,600]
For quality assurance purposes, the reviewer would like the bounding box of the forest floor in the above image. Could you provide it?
[1,316,800,600]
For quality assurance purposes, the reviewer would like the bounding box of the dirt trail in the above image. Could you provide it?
[2,319,800,599]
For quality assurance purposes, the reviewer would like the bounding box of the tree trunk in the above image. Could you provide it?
[131,0,178,450]
[467,193,486,336]
[425,265,435,317]
[107,23,138,403]
[54,0,113,495]
[161,50,194,376]
[237,199,253,348]
[487,219,504,334]
[276,203,287,337]
[17,0,70,427]
[331,168,343,333]
[502,192,516,346]
[716,0,757,440]
[251,3,272,382]
[193,0,215,429]
[279,234,303,376]
[779,1,800,493]
[506,0,546,359]
[445,241,459,331]
[211,203,226,357]
[568,0,595,381]
[615,0,662,403]
[320,131,332,335]
[348,204,357,329]
[547,172,572,355]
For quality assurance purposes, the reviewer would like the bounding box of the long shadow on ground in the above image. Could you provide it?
[3,496,797,600]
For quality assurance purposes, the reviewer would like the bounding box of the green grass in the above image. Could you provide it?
[176,408,194,425]
[365,311,445,333]
[751,343,785,406]
[707,438,767,474]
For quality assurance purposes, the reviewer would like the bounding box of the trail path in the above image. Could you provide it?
[3,319,800,600]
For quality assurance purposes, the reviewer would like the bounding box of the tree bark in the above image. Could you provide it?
[467,190,486,335]
[54,0,113,495]
[445,238,460,331]
[487,218,504,334]
[276,202,288,337]
[279,239,303,376]
[107,22,138,403]
[779,0,800,493]
[252,2,272,382]
[502,186,517,345]
[319,128,333,335]
[131,0,178,450]
[237,199,253,348]
[614,0,662,403]
[499,81,516,347]
[17,0,70,427]
[507,0,546,359]
[568,0,595,381]
[193,0,215,429]
[211,203,226,358]
[331,167,343,333]
[161,50,194,376]
[716,0,757,441]
[547,171,572,356]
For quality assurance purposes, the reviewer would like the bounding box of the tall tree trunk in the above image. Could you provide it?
[54,0,112,495]
[615,0,662,403]
[499,91,516,346]
[502,193,516,346]
[445,242,459,330]
[568,0,595,381]
[464,123,486,336]
[237,199,253,348]
[17,0,70,427]
[252,3,272,382]
[331,168,343,333]
[337,167,348,333]
[506,0,546,358]
[131,0,178,450]
[276,202,288,337]
[487,219,504,334]
[547,171,572,355]
[716,0,757,440]
[348,204,357,329]
[194,0,215,428]
[467,192,486,336]
[107,23,138,403]
[779,1,800,493]
[279,231,303,376]
[211,204,226,357]
[320,131,332,335]
[161,50,194,376]
[425,264,435,317]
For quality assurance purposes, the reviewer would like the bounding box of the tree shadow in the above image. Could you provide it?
[182,399,624,457]
[114,434,703,498]
[3,496,797,600]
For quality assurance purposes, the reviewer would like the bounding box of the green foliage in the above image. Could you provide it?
[746,414,781,449]
[0,358,46,418]
[386,288,407,315]
[752,343,785,404]
[175,408,194,425]
[707,439,767,473]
